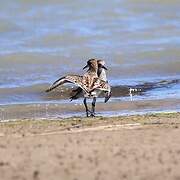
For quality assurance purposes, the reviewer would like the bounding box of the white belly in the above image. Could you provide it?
[84,89,102,98]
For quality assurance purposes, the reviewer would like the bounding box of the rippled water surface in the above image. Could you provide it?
[0,0,180,120]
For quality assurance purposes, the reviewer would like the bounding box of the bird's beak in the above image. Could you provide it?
[101,65,108,70]
[83,64,88,69]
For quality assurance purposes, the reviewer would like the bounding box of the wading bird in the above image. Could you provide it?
[46,59,111,117]
[70,59,111,115]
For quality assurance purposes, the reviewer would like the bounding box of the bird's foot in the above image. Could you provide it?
[90,114,95,117]
[90,112,95,117]
[86,110,93,117]
[86,111,95,117]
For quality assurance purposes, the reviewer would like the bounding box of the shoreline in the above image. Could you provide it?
[1,112,180,180]
[0,97,180,121]
[0,112,180,136]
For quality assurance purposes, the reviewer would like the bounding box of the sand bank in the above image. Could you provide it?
[0,112,180,180]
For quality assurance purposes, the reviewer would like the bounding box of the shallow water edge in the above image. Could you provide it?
[0,98,180,121]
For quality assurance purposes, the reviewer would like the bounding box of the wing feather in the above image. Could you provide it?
[89,79,112,102]
[46,75,87,93]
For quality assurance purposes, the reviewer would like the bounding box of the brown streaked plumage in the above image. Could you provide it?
[70,59,109,101]
[46,59,111,117]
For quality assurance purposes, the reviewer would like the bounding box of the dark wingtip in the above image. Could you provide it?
[45,89,50,93]
[83,64,88,70]
[46,87,54,92]
[104,91,112,103]
[69,95,78,101]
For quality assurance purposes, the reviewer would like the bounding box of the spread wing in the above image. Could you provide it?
[46,75,88,93]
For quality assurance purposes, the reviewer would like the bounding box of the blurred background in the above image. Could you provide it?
[0,0,180,119]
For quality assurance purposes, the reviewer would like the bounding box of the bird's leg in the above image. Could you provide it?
[83,97,90,117]
[91,97,96,117]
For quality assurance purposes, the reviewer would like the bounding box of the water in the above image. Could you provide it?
[0,0,180,120]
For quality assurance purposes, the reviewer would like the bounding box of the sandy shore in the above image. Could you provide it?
[0,112,180,180]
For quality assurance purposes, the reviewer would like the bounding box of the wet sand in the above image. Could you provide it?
[0,112,180,180]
